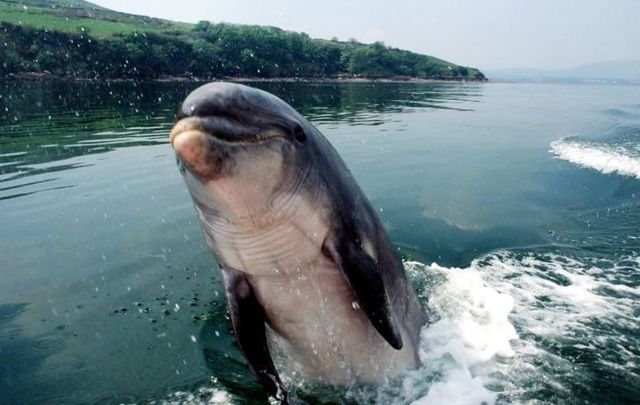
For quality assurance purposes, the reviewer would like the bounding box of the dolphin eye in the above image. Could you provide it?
[294,125,307,144]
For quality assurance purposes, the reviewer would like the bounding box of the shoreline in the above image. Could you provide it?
[2,72,489,83]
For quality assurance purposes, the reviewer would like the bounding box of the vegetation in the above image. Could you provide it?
[0,0,485,81]
[0,0,191,37]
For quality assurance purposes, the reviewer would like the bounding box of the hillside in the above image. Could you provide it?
[0,0,486,81]
[0,0,191,36]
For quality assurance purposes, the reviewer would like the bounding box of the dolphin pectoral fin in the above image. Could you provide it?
[322,230,404,350]
[221,267,289,404]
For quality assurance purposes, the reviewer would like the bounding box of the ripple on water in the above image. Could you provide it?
[471,251,640,404]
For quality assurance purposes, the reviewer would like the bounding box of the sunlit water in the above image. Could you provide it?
[1,80,638,404]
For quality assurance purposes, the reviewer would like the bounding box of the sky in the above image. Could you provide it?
[91,0,640,71]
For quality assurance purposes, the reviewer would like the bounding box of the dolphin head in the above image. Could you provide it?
[170,82,319,225]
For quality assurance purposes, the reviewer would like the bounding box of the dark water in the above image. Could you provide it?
[0,80,638,404]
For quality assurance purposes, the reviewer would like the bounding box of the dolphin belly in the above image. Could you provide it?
[251,257,419,384]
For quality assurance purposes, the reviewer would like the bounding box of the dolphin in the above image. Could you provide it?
[169,82,426,403]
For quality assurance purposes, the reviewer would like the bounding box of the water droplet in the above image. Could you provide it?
[190,335,197,342]
[352,301,360,310]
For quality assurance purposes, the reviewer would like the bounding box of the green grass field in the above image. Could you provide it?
[0,1,192,38]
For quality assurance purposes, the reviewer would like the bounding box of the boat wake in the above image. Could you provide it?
[550,134,640,180]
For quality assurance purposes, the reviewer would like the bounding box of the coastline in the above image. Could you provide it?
[2,72,489,83]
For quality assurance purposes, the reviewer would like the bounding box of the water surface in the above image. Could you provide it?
[1,80,639,404]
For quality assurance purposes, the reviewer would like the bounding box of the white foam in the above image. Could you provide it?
[465,251,640,401]
[395,251,639,404]
[152,252,639,404]
[379,261,519,405]
[478,253,640,336]
[550,138,640,179]
[415,369,496,405]
[156,386,232,405]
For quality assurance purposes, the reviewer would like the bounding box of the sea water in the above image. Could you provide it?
[0,80,638,404]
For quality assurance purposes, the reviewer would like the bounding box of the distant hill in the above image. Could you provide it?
[488,60,640,84]
[0,0,485,81]
[0,0,192,37]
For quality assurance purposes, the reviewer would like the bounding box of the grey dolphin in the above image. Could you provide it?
[170,82,426,403]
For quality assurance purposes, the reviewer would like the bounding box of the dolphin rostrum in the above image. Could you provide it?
[170,82,426,403]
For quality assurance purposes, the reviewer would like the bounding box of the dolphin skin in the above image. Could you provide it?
[170,82,426,403]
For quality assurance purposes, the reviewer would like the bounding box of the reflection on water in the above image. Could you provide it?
[1,80,639,404]
[0,80,482,203]
[0,81,480,181]
[258,82,481,126]
[0,81,185,185]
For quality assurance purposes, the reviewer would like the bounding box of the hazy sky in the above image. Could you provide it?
[92,0,640,71]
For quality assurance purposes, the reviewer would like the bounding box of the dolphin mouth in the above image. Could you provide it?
[170,116,286,147]
[170,118,204,146]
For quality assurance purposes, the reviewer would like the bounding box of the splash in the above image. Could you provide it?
[392,262,518,405]
[550,137,640,179]
[155,251,640,404]
[464,251,640,403]
[156,386,231,405]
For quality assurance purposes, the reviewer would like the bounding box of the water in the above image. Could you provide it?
[1,80,638,404]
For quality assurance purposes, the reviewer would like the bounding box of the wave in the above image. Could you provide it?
[155,251,639,404]
[550,137,640,179]
[397,261,517,405]
[157,386,230,404]
[380,251,637,404]
[155,260,516,405]
[461,251,639,404]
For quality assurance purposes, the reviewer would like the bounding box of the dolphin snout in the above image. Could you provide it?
[170,117,227,180]
[170,117,204,146]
